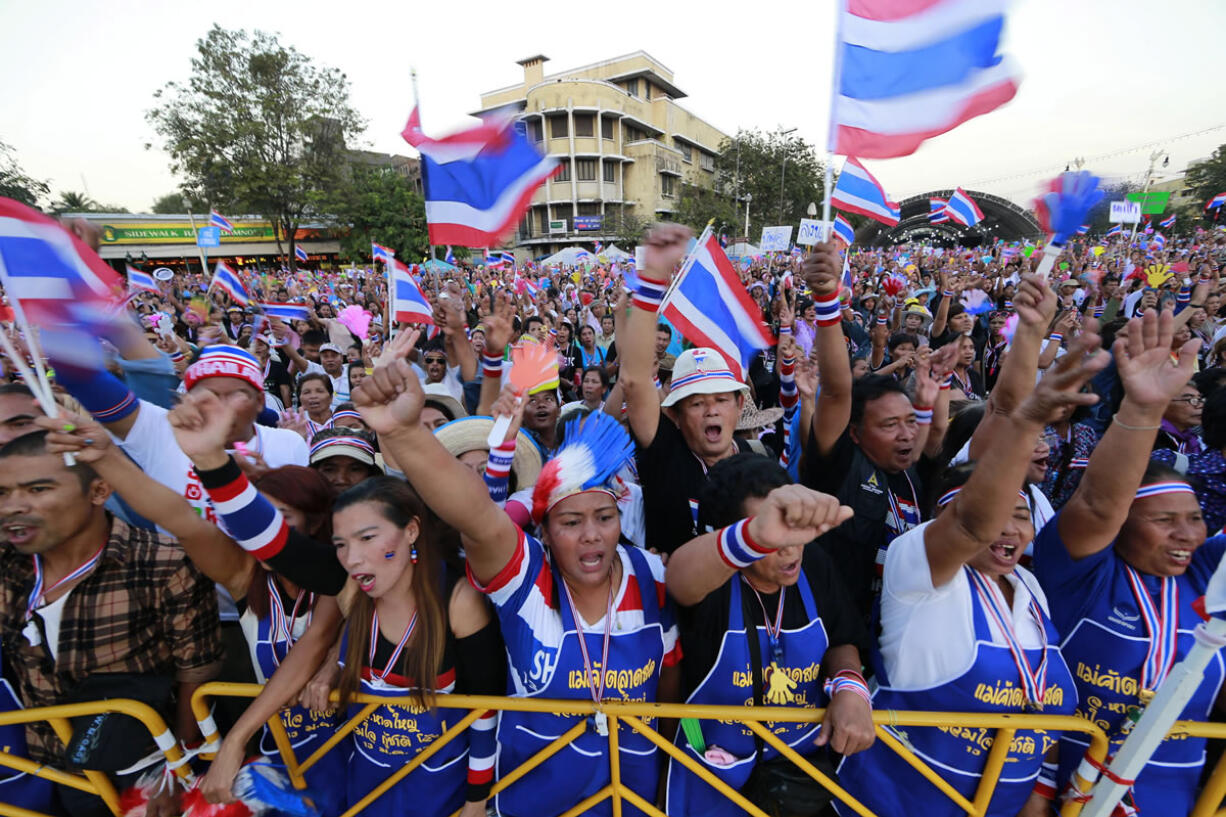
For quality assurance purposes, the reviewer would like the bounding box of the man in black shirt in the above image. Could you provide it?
[621,225,844,555]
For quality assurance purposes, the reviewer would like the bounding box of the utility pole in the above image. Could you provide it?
[1128,149,1167,245]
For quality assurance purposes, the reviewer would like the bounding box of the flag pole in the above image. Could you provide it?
[661,220,714,307]
[187,209,209,280]
[822,152,835,243]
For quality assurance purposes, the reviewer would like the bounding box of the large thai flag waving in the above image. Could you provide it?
[661,232,774,376]
[390,258,434,325]
[402,107,559,248]
[829,0,1020,158]
[0,198,123,366]
[943,187,984,226]
[831,158,901,226]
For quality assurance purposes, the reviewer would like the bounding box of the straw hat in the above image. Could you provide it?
[422,382,468,423]
[434,416,543,489]
[736,402,785,432]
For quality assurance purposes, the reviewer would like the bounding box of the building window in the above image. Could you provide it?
[578,203,601,216]
[625,125,643,143]
[574,114,594,137]
[601,117,614,140]
[700,152,715,172]
[576,159,597,181]
[528,120,543,142]
[661,175,675,197]
[555,159,571,182]
[539,209,551,233]
[548,114,568,139]
[603,161,616,183]
[625,79,639,97]
[677,141,692,163]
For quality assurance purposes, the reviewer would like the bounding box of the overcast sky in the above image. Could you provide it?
[3,0,1224,215]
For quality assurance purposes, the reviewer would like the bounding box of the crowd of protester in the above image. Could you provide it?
[3,217,1226,817]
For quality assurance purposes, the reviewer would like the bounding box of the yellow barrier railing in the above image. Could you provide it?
[0,698,192,817]
[190,682,1111,817]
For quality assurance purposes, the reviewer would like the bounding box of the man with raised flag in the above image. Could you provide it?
[621,224,844,556]
[831,158,901,226]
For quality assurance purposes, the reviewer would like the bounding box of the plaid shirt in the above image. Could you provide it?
[0,516,222,763]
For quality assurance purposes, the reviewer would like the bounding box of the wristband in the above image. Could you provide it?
[1189,303,1206,309]
[913,405,933,425]
[485,441,516,481]
[1048,333,1063,344]
[652,375,662,390]
[823,673,872,708]
[876,314,888,325]
[942,290,955,298]
[51,367,139,423]
[1093,306,1105,318]
[481,353,504,380]
[939,374,952,390]
[1034,761,1059,801]
[716,519,772,569]
[169,350,184,363]
[812,294,842,327]
[778,326,792,335]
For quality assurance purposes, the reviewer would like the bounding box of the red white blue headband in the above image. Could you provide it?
[1134,481,1195,500]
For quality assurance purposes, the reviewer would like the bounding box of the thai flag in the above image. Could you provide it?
[402,106,559,247]
[1151,233,1166,251]
[1076,224,1090,235]
[210,261,251,306]
[943,188,984,227]
[1106,224,1123,238]
[126,265,160,294]
[1002,246,1019,261]
[500,250,517,269]
[372,242,395,264]
[1160,214,1176,229]
[1206,192,1226,210]
[294,245,309,263]
[661,232,774,375]
[0,198,124,367]
[523,277,541,297]
[390,258,434,325]
[828,0,1020,159]
[719,231,728,248]
[929,198,951,223]
[1143,221,1154,235]
[259,301,311,322]
[594,241,604,255]
[209,209,235,234]
[444,246,455,264]
[831,158,900,225]
[833,214,856,246]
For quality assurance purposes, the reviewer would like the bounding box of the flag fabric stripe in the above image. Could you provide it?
[846,0,956,22]
[210,262,250,306]
[390,259,434,325]
[841,17,1006,100]
[842,0,1007,47]
[831,158,901,226]
[420,156,560,246]
[294,245,309,262]
[259,302,311,321]
[944,187,984,226]
[209,210,235,234]
[833,215,856,246]
[126,265,160,294]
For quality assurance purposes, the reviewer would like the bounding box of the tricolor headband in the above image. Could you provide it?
[1134,481,1195,500]
[331,410,363,424]
[936,487,1029,509]
[309,435,375,459]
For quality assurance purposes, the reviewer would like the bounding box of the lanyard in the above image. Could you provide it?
[967,568,1049,710]
[1124,565,1179,699]
[26,545,105,622]
[266,574,312,669]
[561,569,616,711]
[368,607,417,682]
[885,469,920,537]
[745,578,786,665]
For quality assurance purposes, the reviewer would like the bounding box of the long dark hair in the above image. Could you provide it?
[335,477,447,710]
[247,467,336,619]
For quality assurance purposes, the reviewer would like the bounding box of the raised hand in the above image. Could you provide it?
[278,409,310,441]
[801,242,842,296]
[1016,330,1109,427]
[1114,307,1201,410]
[168,390,236,470]
[376,326,421,367]
[483,294,516,355]
[640,223,693,281]
[744,485,853,549]
[36,413,113,464]
[1012,274,1058,331]
[352,359,426,436]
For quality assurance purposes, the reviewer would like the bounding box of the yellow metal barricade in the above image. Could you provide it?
[0,699,192,817]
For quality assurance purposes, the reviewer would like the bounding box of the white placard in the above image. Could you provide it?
[1109,200,1142,224]
[759,226,794,252]
[797,219,830,246]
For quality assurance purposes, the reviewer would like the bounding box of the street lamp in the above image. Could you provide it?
[778,127,798,224]
[744,193,752,240]
[807,202,817,218]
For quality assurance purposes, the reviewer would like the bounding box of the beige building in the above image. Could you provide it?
[475,51,729,255]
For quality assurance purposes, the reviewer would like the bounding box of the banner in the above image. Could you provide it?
[759,226,794,252]
[797,219,829,246]
[1109,201,1142,224]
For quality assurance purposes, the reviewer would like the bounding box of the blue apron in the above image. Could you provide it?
[342,635,471,817]
[1055,569,1225,817]
[249,607,346,817]
[665,575,829,817]
[836,568,1077,817]
[495,545,665,817]
[0,643,56,815]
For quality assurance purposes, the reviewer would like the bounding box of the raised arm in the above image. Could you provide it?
[1057,307,1201,559]
[437,295,478,383]
[352,359,520,584]
[924,331,1110,587]
[803,242,853,458]
[474,295,515,417]
[666,485,852,606]
[620,225,691,447]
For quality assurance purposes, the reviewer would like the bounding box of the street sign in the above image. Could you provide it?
[549,219,568,234]
[196,226,221,247]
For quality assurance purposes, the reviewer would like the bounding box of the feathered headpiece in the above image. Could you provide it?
[531,412,634,525]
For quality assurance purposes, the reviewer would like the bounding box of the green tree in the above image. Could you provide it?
[673,181,738,235]
[607,211,651,248]
[0,141,49,207]
[147,25,364,269]
[330,165,428,261]
[150,191,205,214]
[52,191,98,213]
[714,128,826,241]
[1185,145,1226,217]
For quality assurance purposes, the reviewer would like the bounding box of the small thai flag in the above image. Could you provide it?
[943,188,984,227]
[259,301,311,322]
[210,262,250,306]
[294,245,309,263]
[929,198,950,224]
[831,158,900,226]
[1207,192,1226,210]
[1076,224,1090,235]
[1106,224,1123,238]
[832,214,856,247]
[594,241,604,255]
[126,265,160,294]
[372,243,395,264]
[1151,233,1166,251]
[444,246,455,264]
[1160,214,1176,229]
[209,209,235,234]
[390,258,434,324]
[523,277,541,297]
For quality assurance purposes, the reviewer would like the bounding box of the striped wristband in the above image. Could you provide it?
[813,294,842,327]
[481,353,503,379]
[716,519,772,569]
[824,671,872,707]
[1034,761,1059,800]
[876,314,888,325]
[942,290,955,298]
[779,326,792,336]
[485,441,516,480]
[631,276,669,311]
[1048,333,1063,345]
[913,405,933,425]
[939,374,952,390]
[169,350,184,363]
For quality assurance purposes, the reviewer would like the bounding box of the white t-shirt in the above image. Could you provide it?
[878,521,1052,690]
[328,372,351,409]
[34,590,72,661]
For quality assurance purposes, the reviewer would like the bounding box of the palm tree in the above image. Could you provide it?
[54,191,98,213]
